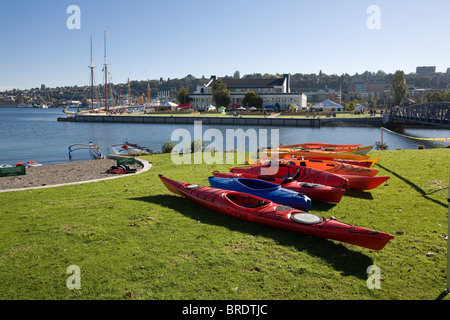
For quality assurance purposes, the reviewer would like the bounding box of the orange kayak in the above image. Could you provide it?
[280,143,362,150]
[254,151,372,161]
[274,145,373,155]
[284,156,380,168]
[276,159,379,177]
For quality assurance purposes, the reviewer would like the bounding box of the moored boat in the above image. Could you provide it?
[159,175,394,250]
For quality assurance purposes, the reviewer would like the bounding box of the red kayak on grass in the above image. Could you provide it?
[159,175,394,250]
[213,171,345,204]
[232,163,389,191]
[275,159,379,177]
[229,163,350,190]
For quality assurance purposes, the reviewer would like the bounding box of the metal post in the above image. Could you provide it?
[381,127,383,151]
[446,166,450,294]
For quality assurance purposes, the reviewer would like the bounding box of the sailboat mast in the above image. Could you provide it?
[147,79,151,103]
[90,36,94,111]
[127,78,131,105]
[104,31,108,112]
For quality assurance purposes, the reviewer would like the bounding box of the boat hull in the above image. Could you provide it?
[159,175,394,250]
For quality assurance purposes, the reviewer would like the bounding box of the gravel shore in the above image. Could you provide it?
[0,159,142,191]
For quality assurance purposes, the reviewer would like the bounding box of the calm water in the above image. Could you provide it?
[0,106,449,165]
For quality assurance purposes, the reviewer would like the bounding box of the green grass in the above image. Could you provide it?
[0,149,449,300]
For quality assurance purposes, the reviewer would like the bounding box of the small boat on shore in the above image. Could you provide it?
[159,175,394,250]
[112,140,152,156]
[26,161,43,167]
[68,142,105,159]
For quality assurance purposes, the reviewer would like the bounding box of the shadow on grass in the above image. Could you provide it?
[377,163,447,209]
[132,194,376,280]
[343,190,374,200]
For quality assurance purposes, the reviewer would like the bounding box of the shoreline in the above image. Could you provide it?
[0,157,150,192]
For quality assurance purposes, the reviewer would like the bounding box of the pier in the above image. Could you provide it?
[389,102,450,128]
[57,114,385,127]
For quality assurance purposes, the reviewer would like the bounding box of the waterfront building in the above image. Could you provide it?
[416,66,436,76]
[188,74,307,110]
[305,87,341,104]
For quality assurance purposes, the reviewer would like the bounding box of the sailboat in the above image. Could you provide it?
[63,32,127,116]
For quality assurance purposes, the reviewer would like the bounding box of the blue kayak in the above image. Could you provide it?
[208,176,312,212]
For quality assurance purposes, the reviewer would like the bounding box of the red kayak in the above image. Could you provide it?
[213,171,345,203]
[276,159,379,177]
[229,163,350,190]
[159,175,394,250]
[233,163,389,191]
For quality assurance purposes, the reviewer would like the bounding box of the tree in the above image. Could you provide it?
[211,79,230,107]
[391,70,407,107]
[242,90,262,108]
[345,101,356,111]
[177,87,190,104]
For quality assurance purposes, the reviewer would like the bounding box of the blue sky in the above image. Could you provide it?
[1,0,450,90]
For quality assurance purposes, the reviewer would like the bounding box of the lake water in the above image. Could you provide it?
[0,106,449,166]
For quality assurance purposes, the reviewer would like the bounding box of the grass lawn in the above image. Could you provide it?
[0,149,449,300]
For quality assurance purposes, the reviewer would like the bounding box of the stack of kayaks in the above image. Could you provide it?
[158,142,394,250]
[159,175,394,250]
[212,171,346,204]
[208,176,312,211]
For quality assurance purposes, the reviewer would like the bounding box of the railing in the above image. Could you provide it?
[389,102,450,127]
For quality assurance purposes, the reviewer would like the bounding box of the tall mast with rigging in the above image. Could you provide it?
[89,35,94,111]
[104,31,108,112]
[147,79,151,104]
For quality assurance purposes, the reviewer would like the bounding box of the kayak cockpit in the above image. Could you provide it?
[225,193,271,209]
[235,178,280,191]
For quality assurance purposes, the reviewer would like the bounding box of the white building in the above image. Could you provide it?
[189,74,307,110]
